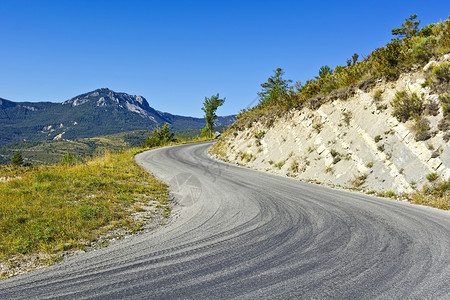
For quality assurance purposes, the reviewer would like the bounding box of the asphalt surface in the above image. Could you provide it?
[1,141,449,299]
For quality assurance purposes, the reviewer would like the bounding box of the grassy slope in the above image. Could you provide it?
[0,148,170,278]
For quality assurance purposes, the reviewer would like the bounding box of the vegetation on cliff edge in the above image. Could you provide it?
[231,15,450,130]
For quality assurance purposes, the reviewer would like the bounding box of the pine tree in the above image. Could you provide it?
[392,14,420,39]
[258,68,292,107]
[11,152,23,166]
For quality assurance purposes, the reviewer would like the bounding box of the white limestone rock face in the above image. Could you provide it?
[215,61,450,194]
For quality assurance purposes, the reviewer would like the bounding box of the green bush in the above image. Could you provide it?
[428,179,449,197]
[142,124,176,148]
[432,62,450,83]
[254,131,266,140]
[240,152,253,162]
[288,159,301,173]
[420,23,435,37]
[274,160,286,169]
[426,99,440,116]
[391,91,424,122]
[373,89,383,102]
[384,190,396,198]
[438,93,450,132]
[410,36,437,64]
[370,39,404,80]
[411,116,431,141]
[440,93,450,118]
[426,172,438,182]
[351,173,367,188]
[11,152,23,166]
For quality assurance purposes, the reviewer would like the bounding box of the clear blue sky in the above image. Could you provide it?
[1,1,449,117]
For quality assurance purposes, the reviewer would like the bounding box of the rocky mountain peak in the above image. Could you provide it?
[1,88,236,147]
[62,88,156,120]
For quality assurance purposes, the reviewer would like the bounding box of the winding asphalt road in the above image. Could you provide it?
[1,142,449,299]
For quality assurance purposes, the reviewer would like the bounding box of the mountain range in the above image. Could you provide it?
[0,88,236,146]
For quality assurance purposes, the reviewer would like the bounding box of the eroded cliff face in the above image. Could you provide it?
[212,56,450,194]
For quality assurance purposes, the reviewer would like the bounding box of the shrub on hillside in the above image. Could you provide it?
[409,36,437,64]
[370,39,404,80]
[373,89,383,102]
[441,93,450,118]
[413,178,450,210]
[437,93,450,132]
[391,91,424,122]
[432,62,450,83]
[11,152,23,166]
[426,172,439,182]
[142,124,176,148]
[430,63,450,93]
[426,99,440,116]
[411,116,431,141]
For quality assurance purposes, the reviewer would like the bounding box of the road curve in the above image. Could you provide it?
[1,142,449,299]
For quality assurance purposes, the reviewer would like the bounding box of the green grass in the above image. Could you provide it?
[0,148,169,274]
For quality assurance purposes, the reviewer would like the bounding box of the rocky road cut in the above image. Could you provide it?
[1,142,449,299]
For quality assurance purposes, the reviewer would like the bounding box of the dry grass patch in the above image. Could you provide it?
[410,179,450,210]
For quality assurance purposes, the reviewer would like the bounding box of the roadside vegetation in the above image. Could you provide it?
[142,123,216,149]
[410,178,450,209]
[142,93,225,148]
[0,148,170,278]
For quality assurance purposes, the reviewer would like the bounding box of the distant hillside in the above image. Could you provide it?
[0,127,229,165]
[0,88,236,146]
[0,130,151,165]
